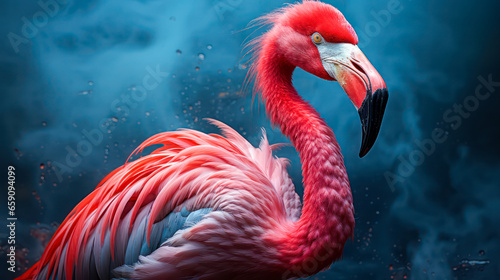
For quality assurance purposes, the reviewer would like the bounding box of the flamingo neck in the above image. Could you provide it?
[256,44,354,276]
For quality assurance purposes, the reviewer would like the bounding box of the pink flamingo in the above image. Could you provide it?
[19,1,388,279]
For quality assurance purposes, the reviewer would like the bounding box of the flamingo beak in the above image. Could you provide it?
[318,43,388,157]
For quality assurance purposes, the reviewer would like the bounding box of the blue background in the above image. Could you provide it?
[1,0,499,279]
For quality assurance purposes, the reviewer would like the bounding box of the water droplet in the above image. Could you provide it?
[88,81,94,86]
[40,163,45,170]
[206,44,213,50]
[195,66,200,71]
[176,49,182,55]
[78,90,90,95]
[198,53,205,60]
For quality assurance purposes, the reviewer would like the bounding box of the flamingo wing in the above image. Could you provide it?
[20,120,301,280]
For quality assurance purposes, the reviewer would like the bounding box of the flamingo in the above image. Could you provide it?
[19,1,388,279]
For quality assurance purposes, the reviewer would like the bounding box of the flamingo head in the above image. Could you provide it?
[256,1,388,157]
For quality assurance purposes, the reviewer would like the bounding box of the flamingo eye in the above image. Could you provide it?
[312,32,323,44]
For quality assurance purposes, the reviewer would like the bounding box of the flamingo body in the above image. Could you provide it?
[22,121,302,279]
[19,1,389,279]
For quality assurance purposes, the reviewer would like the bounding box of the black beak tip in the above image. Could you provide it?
[358,88,389,158]
[359,147,369,158]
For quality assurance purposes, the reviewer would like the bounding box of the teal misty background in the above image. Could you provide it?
[1,0,499,279]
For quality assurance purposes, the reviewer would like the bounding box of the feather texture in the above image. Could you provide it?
[19,120,301,280]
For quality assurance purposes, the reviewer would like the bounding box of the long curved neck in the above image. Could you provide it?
[256,43,354,276]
